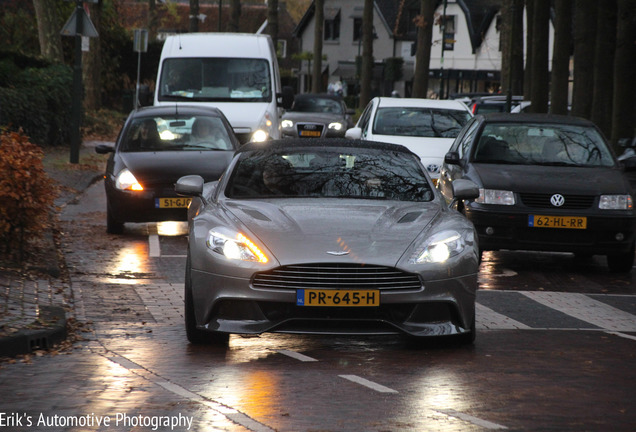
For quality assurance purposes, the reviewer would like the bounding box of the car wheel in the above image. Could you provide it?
[457,313,476,345]
[185,252,229,345]
[106,201,124,234]
[607,245,635,273]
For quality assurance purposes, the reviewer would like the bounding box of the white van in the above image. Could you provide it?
[154,33,292,143]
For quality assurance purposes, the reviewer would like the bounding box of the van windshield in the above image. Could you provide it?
[158,58,272,103]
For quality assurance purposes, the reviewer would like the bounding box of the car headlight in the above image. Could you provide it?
[251,129,269,142]
[599,195,633,210]
[207,227,269,263]
[115,168,143,191]
[410,230,466,264]
[475,188,515,205]
[281,119,294,128]
[328,122,344,131]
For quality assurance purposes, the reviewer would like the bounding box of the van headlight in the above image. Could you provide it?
[251,129,269,142]
[599,195,633,210]
[475,189,515,205]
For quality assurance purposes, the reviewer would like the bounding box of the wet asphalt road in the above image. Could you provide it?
[1,180,635,432]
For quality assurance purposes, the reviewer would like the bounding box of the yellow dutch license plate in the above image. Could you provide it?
[300,130,321,137]
[155,197,192,209]
[529,215,587,229]
[296,289,380,307]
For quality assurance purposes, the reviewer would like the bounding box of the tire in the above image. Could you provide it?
[457,313,476,345]
[106,201,124,234]
[607,245,635,273]
[185,252,229,345]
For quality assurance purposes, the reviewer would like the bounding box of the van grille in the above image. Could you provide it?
[252,263,421,291]
[519,193,594,209]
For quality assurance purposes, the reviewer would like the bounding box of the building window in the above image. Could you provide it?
[441,15,455,51]
[353,17,362,41]
[324,8,340,41]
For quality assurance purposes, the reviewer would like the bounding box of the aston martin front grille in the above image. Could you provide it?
[252,263,422,291]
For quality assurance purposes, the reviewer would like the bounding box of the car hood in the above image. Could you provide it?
[473,164,630,194]
[118,151,234,183]
[372,135,455,161]
[224,199,440,266]
[282,111,345,124]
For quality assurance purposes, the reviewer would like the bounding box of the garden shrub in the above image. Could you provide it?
[0,128,58,263]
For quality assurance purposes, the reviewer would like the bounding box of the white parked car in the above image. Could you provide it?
[345,97,473,182]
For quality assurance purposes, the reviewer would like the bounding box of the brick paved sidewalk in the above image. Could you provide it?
[0,142,107,357]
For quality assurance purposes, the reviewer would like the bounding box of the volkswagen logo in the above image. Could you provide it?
[550,194,565,207]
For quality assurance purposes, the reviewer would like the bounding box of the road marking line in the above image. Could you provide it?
[277,349,318,362]
[605,331,636,341]
[339,375,398,393]
[148,234,161,257]
[476,302,531,330]
[434,409,508,430]
[521,291,636,332]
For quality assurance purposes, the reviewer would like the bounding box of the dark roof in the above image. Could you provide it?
[132,105,224,118]
[478,113,595,127]
[294,0,502,52]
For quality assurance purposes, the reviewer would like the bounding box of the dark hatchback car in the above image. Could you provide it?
[96,105,240,234]
[438,113,636,272]
[281,93,354,138]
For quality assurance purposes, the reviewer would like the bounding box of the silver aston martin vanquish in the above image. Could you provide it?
[176,139,480,345]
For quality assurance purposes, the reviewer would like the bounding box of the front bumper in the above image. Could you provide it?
[190,268,477,338]
[105,180,188,223]
[465,203,636,254]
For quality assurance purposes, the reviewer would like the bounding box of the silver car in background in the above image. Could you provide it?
[176,139,480,345]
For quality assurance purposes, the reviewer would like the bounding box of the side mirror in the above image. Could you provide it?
[444,151,461,165]
[452,179,480,201]
[95,144,114,154]
[618,137,636,148]
[278,86,294,110]
[137,84,153,107]
[175,175,204,197]
[345,127,362,140]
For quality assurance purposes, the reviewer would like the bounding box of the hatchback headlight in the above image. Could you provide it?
[599,195,633,210]
[207,227,269,263]
[410,230,466,264]
[475,188,515,205]
[115,168,143,191]
[328,122,344,131]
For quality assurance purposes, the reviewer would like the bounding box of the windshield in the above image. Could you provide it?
[291,96,344,114]
[120,115,236,152]
[225,147,433,201]
[472,123,616,167]
[158,58,272,102]
[372,107,471,138]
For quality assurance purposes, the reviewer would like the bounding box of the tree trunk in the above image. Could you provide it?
[311,0,324,93]
[148,0,158,42]
[550,0,572,115]
[591,0,617,137]
[359,0,374,107]
[411,0,436,98]
[501,0,524,99]
[189,0,199,33]
[611,0,636,147]
[571,0,597,118]
[523,0,534,99]
[83,1,102,111]
[268,0,279,52]
[529,0,550,113]
[229,0,241,32]
[32,0,64,62]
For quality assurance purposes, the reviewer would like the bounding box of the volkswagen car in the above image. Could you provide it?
[176,139,480,345]
[438,113,636,272]
[96,105,240,234]
[345,97,473,182]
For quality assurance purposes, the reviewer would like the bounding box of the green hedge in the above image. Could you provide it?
[0,55,72,147]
